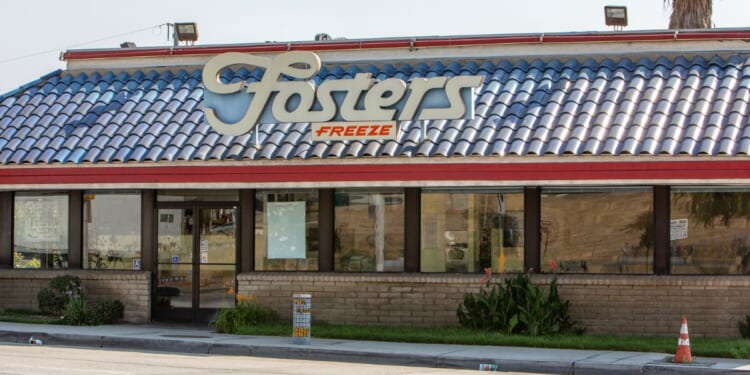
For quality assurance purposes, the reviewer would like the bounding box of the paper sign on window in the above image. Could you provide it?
[267,201,306,259]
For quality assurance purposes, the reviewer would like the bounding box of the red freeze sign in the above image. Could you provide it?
[311,122,398,141]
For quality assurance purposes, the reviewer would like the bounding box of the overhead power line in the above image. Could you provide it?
[0,23,168,65]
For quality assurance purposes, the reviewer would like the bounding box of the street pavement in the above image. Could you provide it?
[0,321,749,374]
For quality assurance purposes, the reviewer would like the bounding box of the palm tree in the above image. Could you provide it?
[665,0,712,29]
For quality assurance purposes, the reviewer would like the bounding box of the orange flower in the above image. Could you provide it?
[236,293,256,303]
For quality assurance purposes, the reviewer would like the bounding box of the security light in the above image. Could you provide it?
[173,22,198,46]
[604,6,628,28]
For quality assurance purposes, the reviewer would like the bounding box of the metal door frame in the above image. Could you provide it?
[153,201,239,323]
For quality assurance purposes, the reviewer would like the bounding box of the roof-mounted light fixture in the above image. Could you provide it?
[315,33,332,41]
[171,22,198,46]
[120,41,137,48]
[604,6,628,31]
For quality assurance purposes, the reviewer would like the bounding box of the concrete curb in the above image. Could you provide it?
[0,326,748,374]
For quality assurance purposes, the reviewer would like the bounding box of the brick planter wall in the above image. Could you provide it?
[549,274,750,338]
[0,270,151,323]
[237,272,750,337]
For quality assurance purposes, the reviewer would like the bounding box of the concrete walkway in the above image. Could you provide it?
[0,322,749,374]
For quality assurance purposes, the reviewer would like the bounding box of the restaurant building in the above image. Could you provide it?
[1,28,750,336]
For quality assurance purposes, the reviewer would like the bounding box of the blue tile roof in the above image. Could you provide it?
[1,54,750,165]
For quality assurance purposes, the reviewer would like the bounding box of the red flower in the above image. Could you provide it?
[548,259,558,272]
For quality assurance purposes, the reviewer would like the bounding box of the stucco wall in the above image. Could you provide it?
[238,272,750,337]
[0,270,151,323]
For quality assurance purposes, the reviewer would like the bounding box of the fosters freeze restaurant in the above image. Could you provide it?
[2,28,750,336]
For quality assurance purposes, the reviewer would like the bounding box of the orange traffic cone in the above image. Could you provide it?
[674,316,692,363]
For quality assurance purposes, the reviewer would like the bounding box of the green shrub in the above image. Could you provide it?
[49,275,83,297]
[88,298,125,325]
[211,300,279,334]
[456,271,579,336]
[62,297,88,326]
[38,275,83,315]
[739,314,750,338]
[38,274,124,325]
[37,288,66,315]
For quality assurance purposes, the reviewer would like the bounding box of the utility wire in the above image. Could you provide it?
[0,23,168,65]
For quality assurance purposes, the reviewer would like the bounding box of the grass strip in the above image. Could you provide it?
[235,322,750,359]
[0,308,63,324]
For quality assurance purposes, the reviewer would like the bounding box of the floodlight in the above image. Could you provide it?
[173,22,198,45]
[604,6,628,28]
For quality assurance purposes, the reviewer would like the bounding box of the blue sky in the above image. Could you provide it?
[0,0,747,93]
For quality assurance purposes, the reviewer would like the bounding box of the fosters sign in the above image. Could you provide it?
[202,51,484,139]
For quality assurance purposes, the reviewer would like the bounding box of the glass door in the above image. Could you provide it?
[155,206,237,322]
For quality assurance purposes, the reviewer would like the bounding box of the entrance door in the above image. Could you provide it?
[154,206,237,322]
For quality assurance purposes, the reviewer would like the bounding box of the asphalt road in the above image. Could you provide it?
[0,344,543,375]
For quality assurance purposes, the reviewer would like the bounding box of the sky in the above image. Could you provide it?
[0,0,748,93]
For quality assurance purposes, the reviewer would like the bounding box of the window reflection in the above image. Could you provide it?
[540,188,653,274]
[420,191,523,273]
[671,189,750,274]
[83,191,142,270]
[13,193,69,269]
[158,208,193,264]
[334,190,404,272]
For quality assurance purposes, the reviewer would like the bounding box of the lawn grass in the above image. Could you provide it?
[0,308,62,324]
[233,322,750,359]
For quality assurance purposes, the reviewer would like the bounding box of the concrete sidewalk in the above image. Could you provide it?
[0,322,749,374]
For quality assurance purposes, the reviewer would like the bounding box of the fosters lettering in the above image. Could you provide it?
[202,51,484,136]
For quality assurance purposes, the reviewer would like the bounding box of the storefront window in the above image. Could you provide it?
[334,189,404,272]
[83,191,142,270]
[255,190,319,271]
[421,191,524,273]
[670,187,750,274]
[158,189,239,202]
[540,187,653,274]
[13,193,69,269]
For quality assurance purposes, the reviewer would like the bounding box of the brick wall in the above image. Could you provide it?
[550,274,750,338]
[0,270,151,323]
[237,272,750,338]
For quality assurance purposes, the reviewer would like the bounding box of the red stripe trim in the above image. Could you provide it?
[61,29,750,61]
[0,161,748,185]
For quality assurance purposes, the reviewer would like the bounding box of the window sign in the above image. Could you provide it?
[18,197,66,245]
[670,219,688,241]
[267,201,306,259]
[200,239,209,264]
[14,193,69,269]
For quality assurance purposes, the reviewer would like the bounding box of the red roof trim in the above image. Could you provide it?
[1,161,749,185]
[61,29,750,61]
